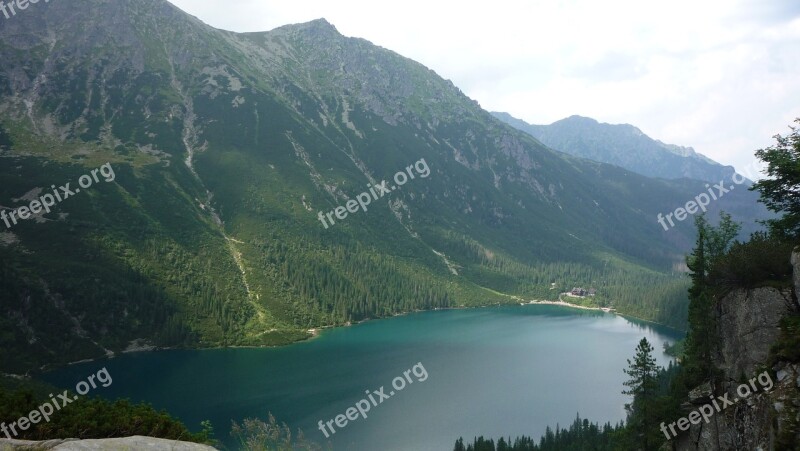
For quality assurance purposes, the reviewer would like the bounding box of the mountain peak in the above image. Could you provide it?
[492,112,738,183]
[558,116,652,138]
[278,18,341,36]
[563,115,597,123]
[306,18,338,30]
[310,17,335,26]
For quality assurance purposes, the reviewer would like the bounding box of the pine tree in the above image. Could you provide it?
[684,214,710,384]
[684,213,740,386]
[497,437,509,451]
[622,337,661,450]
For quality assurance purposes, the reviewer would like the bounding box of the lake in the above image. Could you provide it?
[42,305,682,450]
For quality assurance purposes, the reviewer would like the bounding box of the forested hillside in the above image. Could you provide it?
[0,0,718,374]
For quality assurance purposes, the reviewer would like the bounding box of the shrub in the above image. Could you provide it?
[0,384,210,444]
[707,233,795,293]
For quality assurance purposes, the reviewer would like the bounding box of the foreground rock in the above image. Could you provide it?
[0,436,218,450]
[672,250,800,450]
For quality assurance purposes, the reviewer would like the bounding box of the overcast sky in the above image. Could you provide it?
[167,0,800,178]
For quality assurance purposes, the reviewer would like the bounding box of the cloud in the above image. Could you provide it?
[732,0,800,25]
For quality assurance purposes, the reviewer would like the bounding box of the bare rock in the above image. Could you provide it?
[713,287,793,379]
[0,436,217,450]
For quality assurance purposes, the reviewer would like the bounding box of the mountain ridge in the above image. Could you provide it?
[492,111,741,182]
[0,0,758,372]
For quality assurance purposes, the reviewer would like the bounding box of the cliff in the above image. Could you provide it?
[672,252,800,450]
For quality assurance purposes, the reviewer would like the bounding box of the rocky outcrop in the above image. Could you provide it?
[0,436,218,450]
[674,363,799,450]
[672,250,800,450]
[713,287,795,379]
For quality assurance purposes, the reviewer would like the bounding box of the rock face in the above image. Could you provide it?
[674,363,799,450]
[673,250,800,450]
[0,436,218,450]
[713,287,795,378]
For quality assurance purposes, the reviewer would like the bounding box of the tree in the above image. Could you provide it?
[683,213,739,385]
[497,437,509,451]
[705,212,741,265]
[622,337,662,450]
[750,118,800,239]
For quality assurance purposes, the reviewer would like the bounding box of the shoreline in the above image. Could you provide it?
[505,291,615,313]
[49,298,677,371]
[519,298,615,313]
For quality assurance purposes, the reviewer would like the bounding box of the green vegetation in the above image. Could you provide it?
[708,231,795,293]
[0,379,211,444]
[454,416,624,451]
[751,118,800,239]
[621,338,664,450]
[771,315,800,365]
[231,413,329,451]
[681,213,740,387]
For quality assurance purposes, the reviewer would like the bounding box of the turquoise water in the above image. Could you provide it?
[43,305,682,450]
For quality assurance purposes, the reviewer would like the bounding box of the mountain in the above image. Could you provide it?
[492,112,742,183]
[0,0,762,373]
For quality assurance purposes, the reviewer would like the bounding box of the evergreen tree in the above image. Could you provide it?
[497,436,509,451]
[683,213,739,386]
[622,337,661,450]
[684,214,711,384]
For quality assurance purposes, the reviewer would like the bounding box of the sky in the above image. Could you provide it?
[167,0,800,178]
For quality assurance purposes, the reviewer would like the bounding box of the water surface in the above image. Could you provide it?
[44,305,681,450]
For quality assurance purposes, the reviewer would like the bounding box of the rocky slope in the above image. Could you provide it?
[672,252,800,450]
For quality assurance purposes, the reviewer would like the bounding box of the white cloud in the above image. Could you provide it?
[167,0,800,176]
